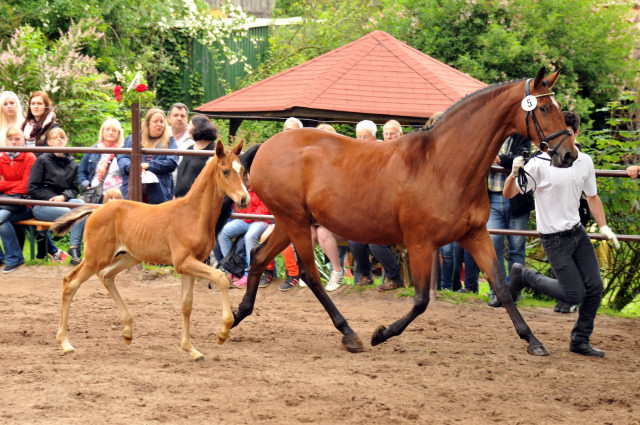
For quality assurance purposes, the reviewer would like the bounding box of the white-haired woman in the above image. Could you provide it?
[0,91,25,146]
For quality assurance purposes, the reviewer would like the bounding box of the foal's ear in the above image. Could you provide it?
[533,67,546,89]
[215,140,225,157]
[231,140,244,156]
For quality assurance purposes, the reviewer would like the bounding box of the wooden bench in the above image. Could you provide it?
[14,219,53,260]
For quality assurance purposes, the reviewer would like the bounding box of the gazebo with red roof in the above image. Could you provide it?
[195,30,486,133]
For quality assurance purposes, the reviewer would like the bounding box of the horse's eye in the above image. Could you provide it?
[540,105,550,113]
[222,170,230,176]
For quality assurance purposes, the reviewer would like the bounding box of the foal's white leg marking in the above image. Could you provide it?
[181,274,204,361]
[57,263,99,354]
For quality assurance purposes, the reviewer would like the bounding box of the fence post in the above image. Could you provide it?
[129,102,142,202]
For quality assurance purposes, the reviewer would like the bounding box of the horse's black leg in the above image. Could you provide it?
[461,232,550,356]
[296,256,364,352]
[371,246,432,346]
[233,225,290,327]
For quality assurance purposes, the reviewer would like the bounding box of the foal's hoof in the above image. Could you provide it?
[123,336,133,345]
[341,333,364,353]
[527,343,551,356]
[371,325,387,346]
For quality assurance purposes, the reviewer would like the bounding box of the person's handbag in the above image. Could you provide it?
[217,237,246,279]
[0,193,27,213]
[509,192,535,217]
[78,157,114,204]
[78,185,103,204]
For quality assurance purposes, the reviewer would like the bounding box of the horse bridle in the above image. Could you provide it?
[524,78,572,160]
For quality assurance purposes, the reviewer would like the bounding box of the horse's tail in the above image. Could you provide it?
[214,144,261,235]
[50,206,98,236]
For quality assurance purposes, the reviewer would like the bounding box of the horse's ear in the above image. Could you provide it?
[215,140,225,157]
[231,140,244,156]
[533,67,546,89]
[545,69,560,89]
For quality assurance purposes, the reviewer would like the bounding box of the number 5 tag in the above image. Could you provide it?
[521,95,537,111]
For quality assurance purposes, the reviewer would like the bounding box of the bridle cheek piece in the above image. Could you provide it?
[524,78,572,159]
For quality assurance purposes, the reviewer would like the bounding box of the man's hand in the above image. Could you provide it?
[599,225,620,249]
[510,156,525,178]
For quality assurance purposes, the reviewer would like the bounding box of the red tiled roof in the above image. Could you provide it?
[195,30,486,125]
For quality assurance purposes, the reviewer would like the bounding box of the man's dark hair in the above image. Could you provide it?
[563,111,580,133]
[190,114,218,142]
[169,103,189,116]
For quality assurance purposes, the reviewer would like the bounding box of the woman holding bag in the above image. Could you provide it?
[78,118,125,203]
[117,108,178,204]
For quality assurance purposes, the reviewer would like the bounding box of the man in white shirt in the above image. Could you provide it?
[168,103,192,185]
[168,103,191,149]
[503,111,619,357]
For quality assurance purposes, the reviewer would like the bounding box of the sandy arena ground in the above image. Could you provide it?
[1,265,638,424]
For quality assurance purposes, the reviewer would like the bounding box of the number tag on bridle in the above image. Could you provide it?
[521,95,537,111]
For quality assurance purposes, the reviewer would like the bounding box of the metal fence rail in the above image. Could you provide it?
[1,140,639,242]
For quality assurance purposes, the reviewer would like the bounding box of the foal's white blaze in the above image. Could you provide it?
[233,159,250,194]
[232,159,242,175]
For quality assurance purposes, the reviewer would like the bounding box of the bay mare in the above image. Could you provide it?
[235,68,578,355]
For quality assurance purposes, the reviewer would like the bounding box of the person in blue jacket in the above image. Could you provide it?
[117,108,178,204]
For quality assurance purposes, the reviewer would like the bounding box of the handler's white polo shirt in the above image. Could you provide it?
[519,152,597,234]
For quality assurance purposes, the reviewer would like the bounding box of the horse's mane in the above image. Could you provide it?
[432,78,526,131]
[215,144,260,236]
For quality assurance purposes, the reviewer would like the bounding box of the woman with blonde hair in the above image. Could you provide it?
[78,118,125,197]
[0,91,25,146]
[21,91,59,147]
[117,108,178,204]
[0,127,36,272]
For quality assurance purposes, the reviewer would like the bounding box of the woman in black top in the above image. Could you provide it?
[28,127,85,263]
[175,114,218,198]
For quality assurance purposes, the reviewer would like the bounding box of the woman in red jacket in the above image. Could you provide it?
[217,173,270,288]
[0,127,36,273]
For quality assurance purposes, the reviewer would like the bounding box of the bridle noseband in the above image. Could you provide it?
[524,78,572,159]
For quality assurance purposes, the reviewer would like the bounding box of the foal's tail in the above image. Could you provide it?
[215,144,261,235]
[50,206,98,236]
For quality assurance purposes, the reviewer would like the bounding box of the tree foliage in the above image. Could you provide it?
[377,0,639,122]
[580,93,640,310]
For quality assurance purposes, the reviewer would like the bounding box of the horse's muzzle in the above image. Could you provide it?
[236,195,250,209]
[552,148,578,168]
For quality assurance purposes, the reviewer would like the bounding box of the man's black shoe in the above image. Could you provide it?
[3,262,23,274]
[559,302,578,314]
[509,263,525,302]
[569,342,605,357]
[487,295,503,308]
[68,247,82,266]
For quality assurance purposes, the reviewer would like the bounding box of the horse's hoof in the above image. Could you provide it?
[123,336,133,345]
[527,343,550,356]
[231,311,240,328]
[216,335,227,345]
[341,333,364,353]
[194,355,205,362]
[371,325,387,346]
[62,347,75,355]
